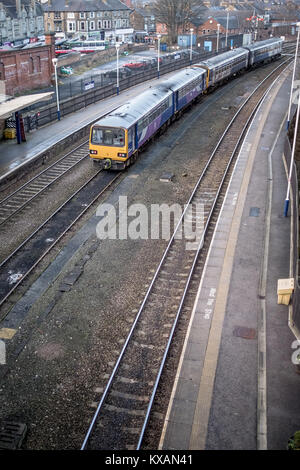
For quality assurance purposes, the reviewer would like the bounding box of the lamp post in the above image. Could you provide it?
[190,28,194,65]
[52,57,60,121]
[287,22,300,130]
[116,42,120,95]
[284,22,300,217]
[216,23,220,53]
[284,84,300,217]
[157,34,161,79]
[225,12,229,48]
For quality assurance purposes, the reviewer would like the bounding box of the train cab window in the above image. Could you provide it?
[92,127,125,146]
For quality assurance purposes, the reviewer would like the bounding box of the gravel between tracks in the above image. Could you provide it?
[0,62,279,449]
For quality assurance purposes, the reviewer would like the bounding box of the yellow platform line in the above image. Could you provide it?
[189,71,289,450]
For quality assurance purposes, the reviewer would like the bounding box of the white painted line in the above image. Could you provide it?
[257,113,287,450]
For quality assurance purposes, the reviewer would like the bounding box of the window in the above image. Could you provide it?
[67,12,75,19]
[36,56,41,72]
[79,12,85,19]
[98,20,102,29]
[80,22,85,30]
[90,21,95,30]
[92,127,125,147]
[0,62,5,80]
[67,21,75,32]
[90,12,95,18]
[29,57,34,74]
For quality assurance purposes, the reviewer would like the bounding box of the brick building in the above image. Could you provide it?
[181,15,240,37]
[0,32,55,96]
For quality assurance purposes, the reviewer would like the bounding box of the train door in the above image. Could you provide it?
[175,91,179,112]
[134,123,139,150]
[128,126,135,154]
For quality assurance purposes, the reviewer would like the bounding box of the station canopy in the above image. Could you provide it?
[0,92,54,119]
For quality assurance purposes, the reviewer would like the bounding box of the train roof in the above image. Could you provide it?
[195,47,248,69]
[155,67,206,93]
[243,37,283,51]
[93,67,206,129]
[93,86,173,130]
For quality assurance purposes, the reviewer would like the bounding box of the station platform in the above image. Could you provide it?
[0,60,299,450]
[0,71,175,182]
[158,63,300,450]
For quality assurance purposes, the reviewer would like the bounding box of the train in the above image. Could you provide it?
[89,38,283,170]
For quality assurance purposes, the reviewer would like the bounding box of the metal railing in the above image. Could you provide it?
[16,47,228,130]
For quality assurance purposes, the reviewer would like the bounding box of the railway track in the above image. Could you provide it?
[0,170,120,311]
[0,141,90,226]
[81,59,290,451]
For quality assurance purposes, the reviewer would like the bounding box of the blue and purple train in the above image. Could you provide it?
[89,38,283,169]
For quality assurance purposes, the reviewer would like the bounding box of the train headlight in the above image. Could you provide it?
[118,153,127,158]
[90,150,98,155]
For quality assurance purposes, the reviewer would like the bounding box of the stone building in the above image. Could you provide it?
[0,0,44,46]
[43,0,133,42]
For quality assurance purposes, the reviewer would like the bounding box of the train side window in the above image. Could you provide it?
[92,128,103,144]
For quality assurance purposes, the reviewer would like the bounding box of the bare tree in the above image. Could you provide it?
[153,0,200,44]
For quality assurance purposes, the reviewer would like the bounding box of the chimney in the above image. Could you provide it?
[16,0,21,18]
[45,31,55,46]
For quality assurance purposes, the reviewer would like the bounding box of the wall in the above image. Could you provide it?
[0,44,53,96]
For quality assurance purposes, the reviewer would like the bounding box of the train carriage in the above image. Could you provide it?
[244,38,283,66]
[194,48,249,88]
[90,87,173,169]
[160,67,207,113]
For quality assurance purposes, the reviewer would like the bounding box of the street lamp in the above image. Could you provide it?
[157,34,161,79]
[52,57,60,121]
[287,22,300,129]
[190,28,194,64]
[116,42,120,95]
[284,21,300,217]
[284,84,300,217]
[216,23,220,53]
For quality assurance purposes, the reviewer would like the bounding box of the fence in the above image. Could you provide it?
[14,47,227,130]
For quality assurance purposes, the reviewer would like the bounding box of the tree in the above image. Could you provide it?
[153,0,200,44]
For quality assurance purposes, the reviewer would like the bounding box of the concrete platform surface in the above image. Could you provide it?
[159,63,300,450]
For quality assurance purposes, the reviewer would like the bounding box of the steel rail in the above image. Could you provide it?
[136,58,292,450]
[0,169,120,310]
[81,58,291,450]
[0,140,89,206]
[0,104,120,226]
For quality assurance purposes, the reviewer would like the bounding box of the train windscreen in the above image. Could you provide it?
[92,127,125,146]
